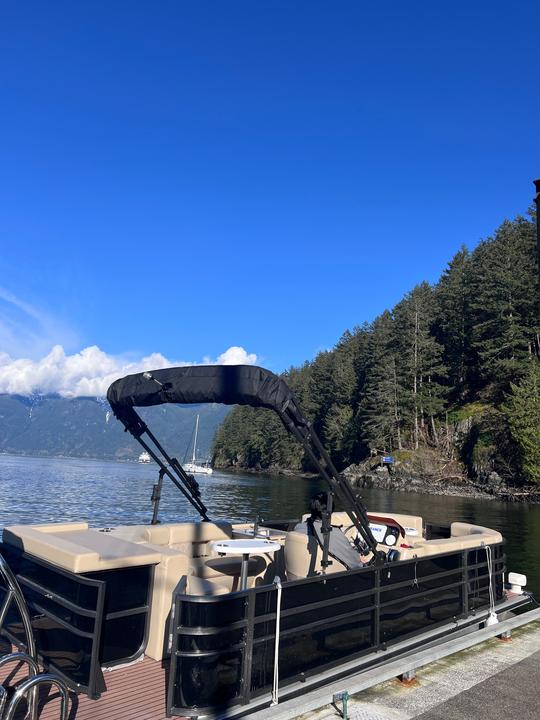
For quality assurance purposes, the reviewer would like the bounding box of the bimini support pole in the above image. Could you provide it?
[131,427,210,520]
[279,407,383,564]
[151,468,166,525]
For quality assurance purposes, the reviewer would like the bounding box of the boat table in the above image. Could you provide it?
[211,538,281,590]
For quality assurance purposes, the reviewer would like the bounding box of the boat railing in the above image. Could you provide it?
[167,542,506,716]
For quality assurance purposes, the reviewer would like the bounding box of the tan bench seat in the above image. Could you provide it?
[397,523,503,560]
[302,511,424,542]
[3,523,162,573]
[108,521,233,556]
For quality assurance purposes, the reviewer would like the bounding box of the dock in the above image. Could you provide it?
[2,605,539,719]
[255,606,540,720]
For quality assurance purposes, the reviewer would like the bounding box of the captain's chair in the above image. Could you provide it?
[284,492,366,580]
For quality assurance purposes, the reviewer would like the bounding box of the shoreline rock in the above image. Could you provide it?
[216,460,540,504]
[342,463,540,504]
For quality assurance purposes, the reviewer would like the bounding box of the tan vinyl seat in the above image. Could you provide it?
[143,544,190,660]
[186,576,230,596]
[108,521,233,552]
[396,522,503,561]
[2,523,162,573]
[450,522,502,541]
[167,521,233,557]
[192,554,269,592]
[107,524,171,545]
[104,521,247,657]
[304,511,424,542]
[284,530,348,580]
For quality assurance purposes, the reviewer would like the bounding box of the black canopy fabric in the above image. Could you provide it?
[107,364,307,433]
[107,363,382,559]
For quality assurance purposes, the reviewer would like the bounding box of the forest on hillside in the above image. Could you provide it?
[213,208,540,485]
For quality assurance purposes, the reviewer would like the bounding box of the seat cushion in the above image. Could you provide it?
[186,576,230,596]
[3,525,161,573]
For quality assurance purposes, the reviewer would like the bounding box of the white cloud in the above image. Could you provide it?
[0,344,259,398]
[0,287,79,359]
[216,346,258,365]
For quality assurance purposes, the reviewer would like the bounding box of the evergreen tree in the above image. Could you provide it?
[502,361,540,484]
[213,206,540,486]
[393,283,447,449]
[434,246,472,399]
[358,312,403,452]
[469,217,539,397]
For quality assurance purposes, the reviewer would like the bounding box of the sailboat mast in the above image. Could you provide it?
[192,414,199,464]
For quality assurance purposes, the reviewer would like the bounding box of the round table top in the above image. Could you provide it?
[211,538,281,555]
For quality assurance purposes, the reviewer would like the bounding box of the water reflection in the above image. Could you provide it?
[0,454,538,594]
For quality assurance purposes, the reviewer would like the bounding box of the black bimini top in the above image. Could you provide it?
[106,363,381,559]
[107,364,307,435]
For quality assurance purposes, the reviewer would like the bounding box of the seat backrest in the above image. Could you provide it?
[108,522,233,550]
[302,511,424,541]
[450,522,502,541]
[166,521,233,544]
[396,524,503,561]
[167,522,233,558]
[284,528,350,580]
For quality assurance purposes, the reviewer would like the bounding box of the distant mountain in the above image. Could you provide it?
[0,395,229,462]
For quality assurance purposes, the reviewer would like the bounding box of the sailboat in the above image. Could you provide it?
[184,413,213,475]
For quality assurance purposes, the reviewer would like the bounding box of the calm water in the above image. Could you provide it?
[1,454,539,595]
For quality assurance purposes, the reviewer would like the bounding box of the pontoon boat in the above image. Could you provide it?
[0,365,530,720]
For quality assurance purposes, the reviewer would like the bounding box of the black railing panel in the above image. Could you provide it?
[168,542,506,717]
[0,543,106,698]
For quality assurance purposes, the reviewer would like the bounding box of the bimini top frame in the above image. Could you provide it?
[107,364,382,563]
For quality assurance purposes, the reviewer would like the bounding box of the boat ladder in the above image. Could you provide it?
[0,553,69,719]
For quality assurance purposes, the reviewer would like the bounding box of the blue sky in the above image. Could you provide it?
[0,1,538,388]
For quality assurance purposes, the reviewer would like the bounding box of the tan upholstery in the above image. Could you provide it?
[186,576,230,596]
[302,511,424,541]
[3,524,161,573]
[108,521,232,548]
[168,522,233,558]
[25,522,91,533]
[450,522,502,541]
[191,555,270,591]
[144,544,190,661]
[284,530,347,580]
[103,521,237,659]
[396,522,503,561]
[167,521,232,544]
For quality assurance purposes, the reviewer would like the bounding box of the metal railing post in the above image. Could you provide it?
[462,549,469,617]
[0,554,37,661]
[0,553,40,720]
[0,685,7,717]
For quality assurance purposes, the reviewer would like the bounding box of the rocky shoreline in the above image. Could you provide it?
[342,463,540,503]
[218,461,540,504]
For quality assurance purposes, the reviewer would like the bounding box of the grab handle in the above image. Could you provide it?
[3,673,69,720]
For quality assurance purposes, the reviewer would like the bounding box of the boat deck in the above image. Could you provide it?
[0,652,171,720]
